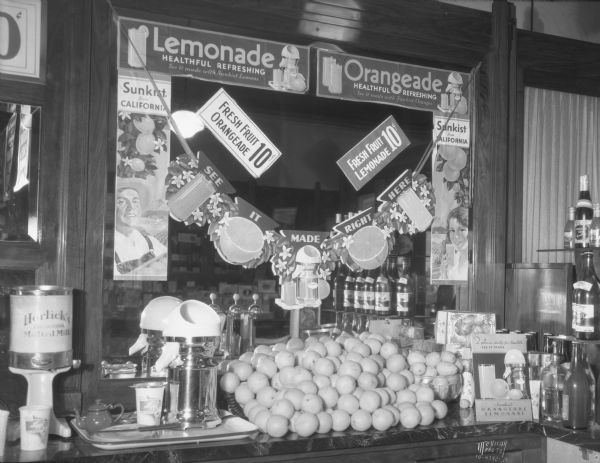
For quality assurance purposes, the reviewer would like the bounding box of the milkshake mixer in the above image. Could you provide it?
[155,300,222,427]
[8,286,80,438]
[128,296,182,377]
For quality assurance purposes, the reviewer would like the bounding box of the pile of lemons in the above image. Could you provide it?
[219,332,455,438]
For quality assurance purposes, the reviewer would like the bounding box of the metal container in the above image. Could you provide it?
[9,286,73,370]
[548,335,573,363]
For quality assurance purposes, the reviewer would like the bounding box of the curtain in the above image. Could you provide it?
[522,87,600,263]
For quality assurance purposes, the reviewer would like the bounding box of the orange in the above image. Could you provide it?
[385,372,408,392]
[271,398,295,419]
[380,342,400,360]
[283,388,305,411]
[364,338,382,355]
[357,372,378,390]
[301,350,322,371]
[274,350,296,370]
[301,393,324,414]
[307,342,328,357]
[331,409,351,432]
[253,409,271,432]
[318,386,339,410]
[295,412,319,437]
[415,386,435,403]
[386,353,408,373]
[395,389,417,405]
[416,403,435,426]
[256,356,277,378]
[256,386,277,408]
[399,407,421,429]
[247,371,269,393]
[313,374,331,390]
[325,341,343,357]
[337,394,360,415]
[286,337,305,352]
[297,380,318,395]
[359,390,382,413]
[232,361,254,381]
[335,375,357,395]
[372,408,394,431]
[234,383,255,405]
[266,414,289,438]
[316,411,333,434]
[383,404,401,426]
[431,400,449,420]
[313,358,335,377]
[410,362,427,376]
[350,409,372,432]
[359,358,380,376]
[338,360,362,379]
[219,372,240,394]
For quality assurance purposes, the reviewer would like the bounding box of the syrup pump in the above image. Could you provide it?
[128,296,182,377]
[223,294,243,358]
[154,300,222,427]
[209,293,227,356]
[240,294,261,354]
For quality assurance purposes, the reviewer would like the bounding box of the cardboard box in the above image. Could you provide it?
[435,311,496,349]
[369,319,424,347]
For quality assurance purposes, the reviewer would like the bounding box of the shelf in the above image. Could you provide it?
[537,248,600,252]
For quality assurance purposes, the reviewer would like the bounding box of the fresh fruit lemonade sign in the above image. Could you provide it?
[337,116,410,191]
[199,88,282,178]
[118,17,309,93]
[317,49,469,113]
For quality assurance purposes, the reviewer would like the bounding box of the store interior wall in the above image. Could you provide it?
[439,0,600,45]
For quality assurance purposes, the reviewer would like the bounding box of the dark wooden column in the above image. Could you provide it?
[471,0,516,327]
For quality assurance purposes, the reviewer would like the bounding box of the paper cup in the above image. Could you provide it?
[19,405,51,451]
[168,173,216,221]
[0,409,8,456]
[131,382,165,426]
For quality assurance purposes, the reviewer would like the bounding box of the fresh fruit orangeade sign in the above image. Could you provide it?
[337,116,410,190]
[199,88,282,178]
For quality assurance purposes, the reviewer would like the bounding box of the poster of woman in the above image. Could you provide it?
[430,137,470,284]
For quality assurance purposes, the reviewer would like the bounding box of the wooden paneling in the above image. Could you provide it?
[518,30,600,98]
[471,0,515,326]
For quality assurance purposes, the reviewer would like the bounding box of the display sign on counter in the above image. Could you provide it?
[332,207,375,236]
[317,49,469,114]
[118,17,309,93]
[199,88,281,178]
[337,116,410,191]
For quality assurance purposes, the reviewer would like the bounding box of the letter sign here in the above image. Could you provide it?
[198,88,282,178]
[337,116,410,191]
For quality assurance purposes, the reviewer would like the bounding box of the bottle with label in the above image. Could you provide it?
[564,206,576,249]
[387,255,398,315]
[354,270,366,314]
[574,174,593,248]
[363,269,376,317]
[563,340,595,429]
[540,353,567,422]
[375,263,392,317]
[396,256,414,318]
[342,268,355,333]
[572,251,600,340]
[590,204,600,248]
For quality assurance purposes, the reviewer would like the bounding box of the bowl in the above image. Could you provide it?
[414,374,462,402]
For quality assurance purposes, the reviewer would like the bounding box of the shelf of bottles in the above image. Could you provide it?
[330,251,415,335]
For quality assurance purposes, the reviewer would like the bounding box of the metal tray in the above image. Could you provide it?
[70,412,259,450]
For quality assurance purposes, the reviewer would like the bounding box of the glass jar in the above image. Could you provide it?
[540,353,567,422]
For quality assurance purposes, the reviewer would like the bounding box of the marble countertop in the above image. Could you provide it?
[0,405,594,463]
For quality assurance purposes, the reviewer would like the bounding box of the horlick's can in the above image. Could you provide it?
[9,286,73,370]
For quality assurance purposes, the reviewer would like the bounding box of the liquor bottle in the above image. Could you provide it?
[572,251,600,340]
[387,256,398,315]
[574,174,593,248]
[590,203,600,248]
[563,206,576,249]
[375,263,392,317]
[540,353,567,422]
[396,256,414,318]
[332,259,346,313]
[363,269,375,317]
[563,340,595,429]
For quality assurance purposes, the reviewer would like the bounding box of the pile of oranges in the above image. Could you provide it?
[219,332,454,438]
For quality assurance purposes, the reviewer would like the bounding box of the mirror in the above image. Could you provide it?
[101,78,460,377]
[0,102,41,242]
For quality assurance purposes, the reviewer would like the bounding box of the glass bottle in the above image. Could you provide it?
[540,353,567,422]
[563,340,595,429]
[224,294,242,358]
[363,268,376,318]
[342,268,355,334]
[375,263,392,317]
[387,256,398,315]
[590,203,600,248]
[574,174,593,248]
[572,251,600,340]
[396,256,414,318]
[354,270,365,315]
[563,206,576,249]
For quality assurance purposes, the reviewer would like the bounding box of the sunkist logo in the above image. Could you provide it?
[127,23,277,68]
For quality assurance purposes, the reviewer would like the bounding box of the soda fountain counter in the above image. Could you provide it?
[6,404,600,463]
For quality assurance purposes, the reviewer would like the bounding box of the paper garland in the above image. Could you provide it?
[165,154,435,279]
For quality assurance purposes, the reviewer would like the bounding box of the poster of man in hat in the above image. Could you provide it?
[113,176,168,280]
